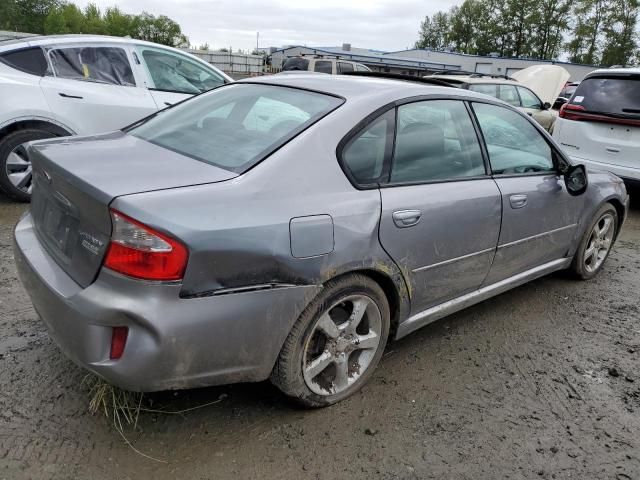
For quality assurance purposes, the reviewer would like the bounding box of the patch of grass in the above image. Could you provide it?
[83,374,227,463]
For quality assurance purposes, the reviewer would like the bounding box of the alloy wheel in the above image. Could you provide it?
[584,213,615,273]
[302,295,383,396]
[5,143,32,195]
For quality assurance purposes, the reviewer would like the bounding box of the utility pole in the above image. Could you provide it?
[256,32,259,53]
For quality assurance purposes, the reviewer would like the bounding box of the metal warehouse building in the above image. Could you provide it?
[270,44,598,81]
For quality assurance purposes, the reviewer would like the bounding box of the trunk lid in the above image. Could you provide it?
[29,131,237,287]
[512,65,570,105]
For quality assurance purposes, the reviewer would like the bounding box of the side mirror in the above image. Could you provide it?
[564,164,588,196]
[542,101,552,110]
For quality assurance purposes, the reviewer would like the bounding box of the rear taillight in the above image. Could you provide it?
[559,103,586,120]
[103,210,188,281]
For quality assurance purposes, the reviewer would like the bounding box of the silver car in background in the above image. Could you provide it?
[14,73,629,407]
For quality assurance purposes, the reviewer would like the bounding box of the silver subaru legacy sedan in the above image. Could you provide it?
[14,73,629,407]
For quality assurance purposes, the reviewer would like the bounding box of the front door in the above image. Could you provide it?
[377,100,502,314]
[471,102,584,285]
[39,44,157,135]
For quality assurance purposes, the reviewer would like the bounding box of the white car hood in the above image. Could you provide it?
[512,65,571,105]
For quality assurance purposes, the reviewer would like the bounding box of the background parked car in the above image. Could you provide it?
[553,81,581,109]
[553,68,640,185]
[0,34,232,201]
[281,55,371,74]
[431,65,570,132]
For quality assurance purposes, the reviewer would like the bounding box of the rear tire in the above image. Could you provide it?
[0,129,57,202]
[271,274,390,408]
[569,203,618,280]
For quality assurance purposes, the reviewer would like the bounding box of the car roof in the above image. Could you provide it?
[0,34,185,56]
[585,67,640,78]
[432,74,519,85]
[239,72,497,103]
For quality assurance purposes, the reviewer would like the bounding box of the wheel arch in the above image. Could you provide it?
[0,118,74,141]
[606,197,626,240]
[321,267,409,340]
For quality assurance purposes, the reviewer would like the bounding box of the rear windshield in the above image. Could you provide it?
[129,84,342,173]
[282,57,310,71]
[570,76,640,116]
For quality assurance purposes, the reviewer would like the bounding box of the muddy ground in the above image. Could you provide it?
[0,191,639,480]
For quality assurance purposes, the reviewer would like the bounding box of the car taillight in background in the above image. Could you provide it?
[559,103,640,127]
[559,103,586,120]
[103,210,188,281]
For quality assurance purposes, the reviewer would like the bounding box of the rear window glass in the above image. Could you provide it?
[282,57,310,71]
[0,47,48,76]
[129,84,343,173]
[570,77,640,116]
[47,46,135,86]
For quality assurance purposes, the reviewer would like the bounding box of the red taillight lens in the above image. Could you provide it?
[103,210,188,281]
[559,103,586,120]
[110,326,128,360]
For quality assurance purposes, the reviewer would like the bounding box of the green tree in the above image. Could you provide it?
[104,6,134,37]
[132,12,189,47]
[11,0,61,34]
[198,43,210,50]
[415,11,450,49]
[601,0,639,66]
[566,0,607,64]
[44,7,69,34]
[82,3,106,34]
[532,0,571,59]
[60,3,85,32]
[0,0,18,31]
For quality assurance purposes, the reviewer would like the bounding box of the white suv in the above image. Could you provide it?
[553,68,640,184]
[281,56,371,75]
[0,35,231,201]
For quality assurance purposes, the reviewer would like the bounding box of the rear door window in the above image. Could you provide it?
[0,47,48,76]
[468,84,498,97]
[355,64,369,72]
[338,62,354,74]
[313,61,332,74]
[47,46,135,86]
[570,76,640,116]
[130,84,343,173]
[390,100,486,183]
[139,47,225,94]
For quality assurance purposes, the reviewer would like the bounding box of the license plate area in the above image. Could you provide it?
[32,179,79,263]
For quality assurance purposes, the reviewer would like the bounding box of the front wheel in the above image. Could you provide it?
[271,274,390,407]
[570,203,618,280]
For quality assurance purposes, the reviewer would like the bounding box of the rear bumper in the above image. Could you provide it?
[14,212,320,392]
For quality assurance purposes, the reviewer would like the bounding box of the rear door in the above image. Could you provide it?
[39,43,157,135]
[554,74,640,173]
[376,100,501,313]
[471,102,583,284]
[134,45,227,108]
[517,86,555,131]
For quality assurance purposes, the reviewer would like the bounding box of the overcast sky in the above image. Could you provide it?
[74,0,462,52]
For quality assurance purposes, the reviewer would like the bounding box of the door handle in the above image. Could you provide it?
[527,112,533,116]
[58,93,83,99]
[392,210,421,228]
[509,194,528,209]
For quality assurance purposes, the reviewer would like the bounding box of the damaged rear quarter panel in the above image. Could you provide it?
[111,101,411,361]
